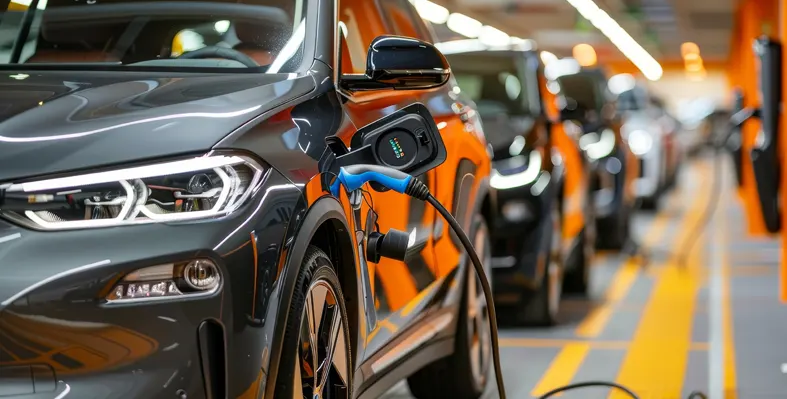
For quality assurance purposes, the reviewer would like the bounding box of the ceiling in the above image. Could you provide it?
[429,0,736,63]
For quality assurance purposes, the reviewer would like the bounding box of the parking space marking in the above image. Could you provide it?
[530,342,590,397]
[499,338,708,351]
[576,203,671,339]
[609,172,710,399]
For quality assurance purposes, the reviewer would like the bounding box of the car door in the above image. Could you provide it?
[336,0,439,354]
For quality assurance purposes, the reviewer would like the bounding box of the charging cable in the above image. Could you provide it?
[674,113,743,269]
[331,164,709,399]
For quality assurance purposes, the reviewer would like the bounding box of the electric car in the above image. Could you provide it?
[548,63,638,249]
[615,82,681,209]
[443,47,596,325]
[0,1,495,398]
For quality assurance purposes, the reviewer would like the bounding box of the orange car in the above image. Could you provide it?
[443,47,596,325]
[330,0,494,397]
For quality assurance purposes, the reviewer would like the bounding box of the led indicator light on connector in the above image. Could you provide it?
[389,137,404,159]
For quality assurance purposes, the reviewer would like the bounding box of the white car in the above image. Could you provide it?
[615,83,679,209]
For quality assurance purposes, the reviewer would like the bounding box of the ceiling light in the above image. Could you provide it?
[412,0,450,24]
[434,39,487,55]
[681,42,700,57]
[608,73,636,95]
[572,43,597,66]
[478,26,510,47]
[540,51,558,65]
[563,0,662,81]
[447,13,483,38]
[511,37,537,51]
[544,58,581,80]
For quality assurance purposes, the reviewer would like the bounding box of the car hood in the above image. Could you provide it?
[0,70,315,182]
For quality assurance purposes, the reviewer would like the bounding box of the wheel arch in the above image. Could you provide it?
[264,196,359,399]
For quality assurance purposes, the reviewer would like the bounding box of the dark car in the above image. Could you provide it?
[0,0,495,398]
[549,65,638,249]
[444,48,596,325]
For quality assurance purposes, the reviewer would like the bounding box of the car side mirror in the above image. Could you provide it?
[339,35,451,91]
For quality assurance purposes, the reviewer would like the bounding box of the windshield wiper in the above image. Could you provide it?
[10,0,40,63]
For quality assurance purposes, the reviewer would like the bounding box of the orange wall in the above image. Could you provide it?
[728,0,779,236]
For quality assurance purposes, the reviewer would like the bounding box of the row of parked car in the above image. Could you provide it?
[439,45,685,325]
[0,0,688,397]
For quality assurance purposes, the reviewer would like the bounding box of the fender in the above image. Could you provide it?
[263,195,356,399]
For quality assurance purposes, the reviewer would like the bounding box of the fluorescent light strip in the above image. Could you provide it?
[446,13,483,38]
[413,1,533,53]
[412,0,449,24]
[564,0,662,81]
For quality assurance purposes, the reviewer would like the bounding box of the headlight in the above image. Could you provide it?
[490,150,543,190]
[0,154,265,230]
[627,129,653,156]
[583,129,616,160]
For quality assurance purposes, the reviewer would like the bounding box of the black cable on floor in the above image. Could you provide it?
[536,381,639,399]
[674,132,729,269]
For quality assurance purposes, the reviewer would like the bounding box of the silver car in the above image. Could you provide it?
[615,82,681,209]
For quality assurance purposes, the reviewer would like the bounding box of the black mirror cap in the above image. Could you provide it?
[340,35,451,91]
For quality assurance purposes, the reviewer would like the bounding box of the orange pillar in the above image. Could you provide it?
[731,0,779,236]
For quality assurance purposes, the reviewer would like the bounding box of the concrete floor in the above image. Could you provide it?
[380,159,787,399]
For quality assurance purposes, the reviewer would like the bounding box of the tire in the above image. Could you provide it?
[273,246,353,399]
[519,204,562,326]
[564,196,596,295]
[563,227,592,295]
[602,206,631,250]
[408,215,492,399]
[640,195,660,211]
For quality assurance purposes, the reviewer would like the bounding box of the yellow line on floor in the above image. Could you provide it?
[527,183,682,397]
[530,343,590,397]
[500,337,708,351]
[609,164,710,399]
[576,198,673,338]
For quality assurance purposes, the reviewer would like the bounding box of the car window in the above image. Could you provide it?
[377,0,429,41]
[0,0,307,72]
[557,73,605,113]
[448,54,531,117]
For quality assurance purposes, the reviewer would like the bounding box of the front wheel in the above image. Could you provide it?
[408,215,492,399]
[519,204,562,326]
[273,246,352,399]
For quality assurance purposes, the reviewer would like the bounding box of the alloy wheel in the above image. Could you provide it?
[467,220,492,387]
[548,207,563,318]
[293,279,350,399]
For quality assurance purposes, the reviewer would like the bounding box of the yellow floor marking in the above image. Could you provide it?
[528,180,684,396]
[530,343,590,397]
[609,164,710,399]
[575,213,670,338]
[500,338,708,351]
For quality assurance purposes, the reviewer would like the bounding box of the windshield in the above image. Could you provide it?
[556,73,605,113]
[616,87,648,111]
[0,0,307,72]
[448,53,540,117]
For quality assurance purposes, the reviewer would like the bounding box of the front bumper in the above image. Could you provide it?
[591,152,627,221]
[0,171,300,398]
[489,175,555,302]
